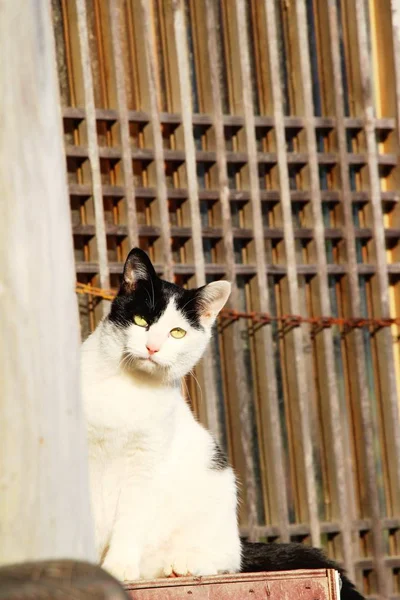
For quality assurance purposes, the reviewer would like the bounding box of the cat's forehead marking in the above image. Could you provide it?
[109,276,203,330]
[150,297,190,331]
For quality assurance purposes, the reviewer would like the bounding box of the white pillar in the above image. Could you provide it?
[0,0,95,563]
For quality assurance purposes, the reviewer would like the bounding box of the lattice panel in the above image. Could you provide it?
[52,1,400,597]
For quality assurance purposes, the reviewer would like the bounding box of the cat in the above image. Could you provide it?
[82,247,364,599]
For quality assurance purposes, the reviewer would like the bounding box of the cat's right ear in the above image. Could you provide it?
[122,248,157,291]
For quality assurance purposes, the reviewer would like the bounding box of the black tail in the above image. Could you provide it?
[240,542,364,600]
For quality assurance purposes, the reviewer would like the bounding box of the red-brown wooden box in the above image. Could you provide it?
[125,569,341,599]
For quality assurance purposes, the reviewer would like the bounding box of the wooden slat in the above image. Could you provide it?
[171,0,205,284]
[293,0,354,575]
[140,0,173,280]
[69,183,400,205]
[65,143,399,168]
[171,0,223,441]
[355,0,400,538]
[262,0,320,548]
[76,0,109,303]
[62,106,397,132]
[326,0,387,593]
[392,0,400,149]
[109,0,138,248]
[204,0,289,540]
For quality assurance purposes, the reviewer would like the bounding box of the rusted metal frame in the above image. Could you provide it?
[76,0,110,311]
[326,0,387,593]
[204,0,289,542]
[140,0,173,281]
[109,0,138,249]
[293,0,354,575]
[170,0,224,441]
[262,0,320,548]
[356,0,400,522]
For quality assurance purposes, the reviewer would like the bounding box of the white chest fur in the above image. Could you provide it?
[82,324,241,581]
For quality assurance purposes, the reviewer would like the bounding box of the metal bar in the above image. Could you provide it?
[326,0,386,593]
[109,0,138,248]
[140,0,173,281]
[76,0,110,303]
[261,0,320,548]
[293,0,354,575]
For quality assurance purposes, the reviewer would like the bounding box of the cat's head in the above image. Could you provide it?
[107,248,231,381]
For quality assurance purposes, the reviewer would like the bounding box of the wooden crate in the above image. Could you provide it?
[125,569,341,599]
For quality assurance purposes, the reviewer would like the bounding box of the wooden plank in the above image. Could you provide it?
[76,0,110,306]
[125,569,341,600]
[69,183,400,206]
[262,0,320,548]
[109,0,139,248]
[292,0,354,575]
[63,106,397,133]
[355,0,400,536]
[171,0,222,440]
[140,0,173,280]
[171,0,205,284]
[204,0,290,540]
[0,0,94,562]
[326,0,387,593]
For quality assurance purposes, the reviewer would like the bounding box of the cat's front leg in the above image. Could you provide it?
[101,534,141,582]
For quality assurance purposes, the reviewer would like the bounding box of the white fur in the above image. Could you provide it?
[82,290,241,581]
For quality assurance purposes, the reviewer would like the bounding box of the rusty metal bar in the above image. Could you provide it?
[140,0,173,281]
[326,0,387,593]
[293,0,354,576]
[76,0,110,304]
[261,0,320,548]
[204,0,289,541]
[109,0,138,248]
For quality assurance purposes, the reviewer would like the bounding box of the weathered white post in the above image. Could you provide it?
[0,0,95,563]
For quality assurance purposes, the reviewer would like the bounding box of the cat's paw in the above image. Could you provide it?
[102,556,140,582]
[163,554,218,578]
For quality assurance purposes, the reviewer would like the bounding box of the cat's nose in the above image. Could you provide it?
[146,344,159,355]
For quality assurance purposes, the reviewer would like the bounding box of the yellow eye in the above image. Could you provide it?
[133,315,148,327]
[170,327,186,339]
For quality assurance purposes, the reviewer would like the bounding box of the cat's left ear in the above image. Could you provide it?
[122,247,157,291]
[198,281,231,324]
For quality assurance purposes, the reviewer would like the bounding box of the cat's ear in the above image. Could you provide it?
[122,248,157,290]
[198,281,231,324]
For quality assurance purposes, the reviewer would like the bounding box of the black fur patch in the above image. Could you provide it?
[240,541,365,599]
[209,442,229,470]
[108,249,204,330]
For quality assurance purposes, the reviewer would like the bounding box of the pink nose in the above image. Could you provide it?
[146,344,159,355]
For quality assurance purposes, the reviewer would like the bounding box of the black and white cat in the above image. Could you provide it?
[82,248,364,599]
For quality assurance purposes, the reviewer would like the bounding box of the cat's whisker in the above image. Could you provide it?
[149,276,155,309]
[179,296,196,313]
[181,375,191,405]
[189,369,203,407]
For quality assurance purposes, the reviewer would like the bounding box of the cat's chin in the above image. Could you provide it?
[122,354,172,380]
